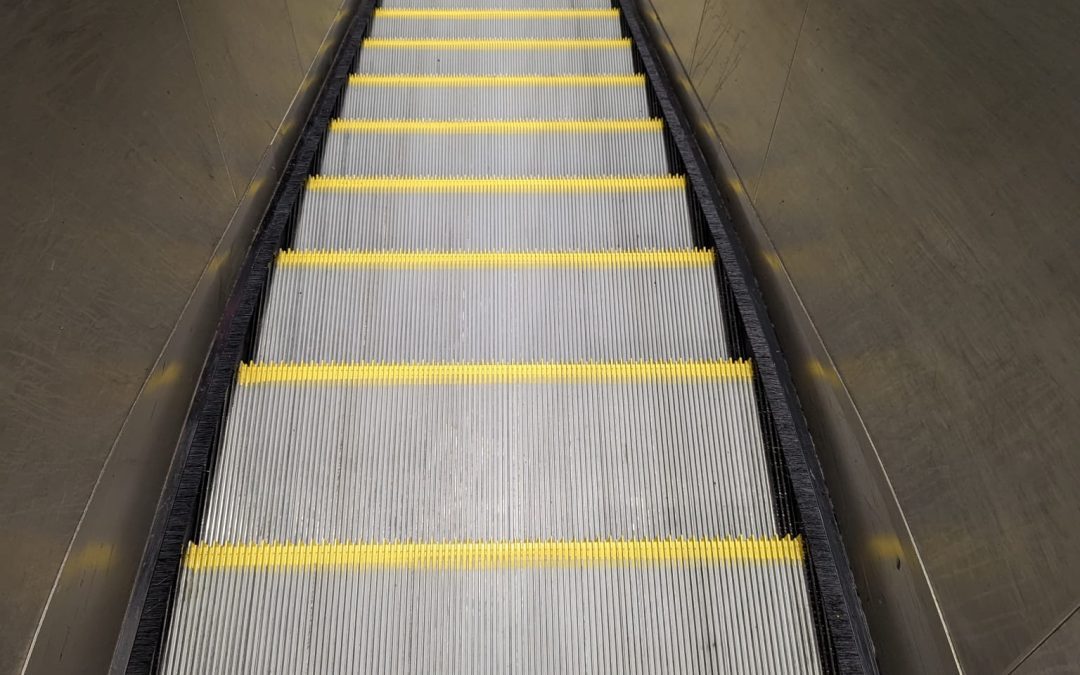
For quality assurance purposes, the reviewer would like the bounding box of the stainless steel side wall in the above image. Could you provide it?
[639,0,1080,672]
[0,0,356,672]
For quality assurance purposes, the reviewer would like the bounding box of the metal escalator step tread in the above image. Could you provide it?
[162,540,822,674]
[254,257,730,363]
[356,39,634,76]
[321,119,666,176]
[342,75,649,120]
[371,9,623,40]
[202,365,779,543]
[293,176,692,251]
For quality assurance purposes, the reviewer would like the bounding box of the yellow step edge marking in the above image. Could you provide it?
[185,537,802,570]
[363,38,630,50]
[329,119,663,134]
[374,9,620,19]
[307,175,685,193]
[349,74,644,87]
[276,249,712,269]
[236,361,754,386]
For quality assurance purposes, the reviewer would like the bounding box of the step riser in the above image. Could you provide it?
[320,128,667,176]
[371,17,623,39]
[163,561,821,675]
[356,46,635,76]
[341,81,649,119]
[256,266,729,363]
[203,378,777,543]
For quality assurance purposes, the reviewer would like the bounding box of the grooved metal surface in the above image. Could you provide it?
[158,4,827,673]
[371,10,623,39]
[341,75,649,119]
[293,179,694,250]
[255,258,730,362]
[320,120,667,175]
[202,376,775,542]
[162,553,819,674]
[356,39,635,75]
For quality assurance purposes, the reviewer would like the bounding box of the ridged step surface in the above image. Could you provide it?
[341,75,650,119]
[370,9,624,38]
[356,39,635,75]
[256,251,729,363]
[163,541,820,675]
[320,120,668,176]
[293,176,694,250]
[202,362,776,542]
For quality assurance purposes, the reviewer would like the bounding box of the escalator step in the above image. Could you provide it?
[371,8,623,39]
[356,39,635,75]
[161,539,821,675]
[293,175,692,250]
[202,361,778,542]
[320,119,667,176]
[341,74,649,119]
[255,250,729,363]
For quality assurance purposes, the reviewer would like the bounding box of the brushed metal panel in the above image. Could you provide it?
[178,0,305,197]
[643,0,705,67]
[288,0,347,69]
[753,0,1080,671]
[0,0,235,671]
[1012,608,1080,675]
[690,0,806,196]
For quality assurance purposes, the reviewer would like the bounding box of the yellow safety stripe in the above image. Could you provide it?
[363,38,630,50]
[374,9,620,19]
[307,175,684,192]
[329,119,663,134]
[185,537,803,570]
[349,74,644,87]
[276,249,712,269]
[236,361,753,386]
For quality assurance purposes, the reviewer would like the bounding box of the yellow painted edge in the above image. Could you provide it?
[329,119,663,134]
[236,360,753,386]
[374,9,620,19]
[185,537,803,570]
[363,38,630,50]
[306,175,685,192]
[275,249,712,269]
[348,74,645,87]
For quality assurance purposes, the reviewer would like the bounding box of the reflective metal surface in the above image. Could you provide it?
[0,0,353,672]
[641,0,1080,672]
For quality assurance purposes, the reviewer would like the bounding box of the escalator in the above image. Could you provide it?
[126,1,876,672]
